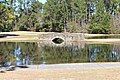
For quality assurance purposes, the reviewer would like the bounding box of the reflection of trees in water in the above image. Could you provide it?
[0,42,15,65]
[40,45,89,64]
[110,45,120,61]
[0,42,39,65]
[0,42,120,65]
[14,42,41,65]
[88,44,120,62]
[41,44,120,64]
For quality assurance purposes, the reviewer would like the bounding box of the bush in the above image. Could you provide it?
[66,21,81,33]
[111,14,120,34]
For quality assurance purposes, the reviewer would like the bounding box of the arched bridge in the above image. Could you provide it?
[39,33,84,42]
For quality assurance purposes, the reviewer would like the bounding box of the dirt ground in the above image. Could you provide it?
[0,68,120,80]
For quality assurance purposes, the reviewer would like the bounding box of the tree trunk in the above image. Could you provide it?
[64,19,67,32]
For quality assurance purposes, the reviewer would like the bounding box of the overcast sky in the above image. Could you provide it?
[39,0,46,4]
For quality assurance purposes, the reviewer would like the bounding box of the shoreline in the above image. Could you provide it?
[0,31,120,43]
[21,62,120,70]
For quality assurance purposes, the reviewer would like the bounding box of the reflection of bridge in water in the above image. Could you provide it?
[37,41,85,48]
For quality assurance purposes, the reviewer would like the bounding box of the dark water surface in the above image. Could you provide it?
[0,42,120,66]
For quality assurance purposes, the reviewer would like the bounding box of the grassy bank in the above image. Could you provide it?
[0,31,49,42]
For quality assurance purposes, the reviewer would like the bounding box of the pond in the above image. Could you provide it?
[87,35,120,39]
[0,41,120,66]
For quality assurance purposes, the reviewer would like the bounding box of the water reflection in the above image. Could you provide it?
[0,42,120,66]
[110,51,119,60]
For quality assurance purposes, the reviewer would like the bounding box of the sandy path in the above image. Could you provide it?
[0,68,120,80]
[0,63,120,80]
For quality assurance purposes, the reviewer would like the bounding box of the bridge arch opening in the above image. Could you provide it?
[52,38,64,44]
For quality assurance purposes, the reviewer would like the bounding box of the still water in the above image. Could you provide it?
[0,42,120,66]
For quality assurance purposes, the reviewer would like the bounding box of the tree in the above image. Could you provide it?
[0,0,120,33]
[0,2,16,32]
[88,0,120,34]
[43,0,64,32]
[15,0,43,31]
[89,13,112,34]
[110,0,120,33]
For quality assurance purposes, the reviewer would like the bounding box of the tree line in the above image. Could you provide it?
[0,0,120,34]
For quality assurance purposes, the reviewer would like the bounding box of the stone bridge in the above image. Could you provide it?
[38,33,85,47]
[39,33,85,42]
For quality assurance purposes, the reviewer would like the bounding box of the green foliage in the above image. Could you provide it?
[15,13,42,31]
[0,3,16,32]
[14,0,43,31]
[0,0,120,33]
[66,21,81,33]
[89,13,112,34]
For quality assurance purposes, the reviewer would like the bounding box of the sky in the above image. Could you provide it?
[39,0,47,4]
